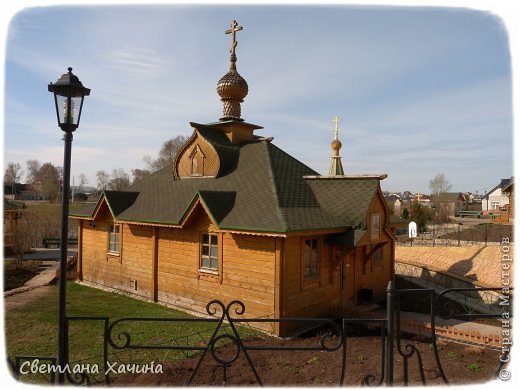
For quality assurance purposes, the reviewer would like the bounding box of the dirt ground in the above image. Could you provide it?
[111,334,501,386]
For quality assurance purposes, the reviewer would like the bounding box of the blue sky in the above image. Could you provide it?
[2,1,515,194]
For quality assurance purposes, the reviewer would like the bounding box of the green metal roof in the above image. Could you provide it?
[326,228,367,248]
[70,126,384,234]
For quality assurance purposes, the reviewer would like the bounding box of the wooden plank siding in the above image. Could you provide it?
[82,203,277,329]
[283,235,340,318]
[156,227,276,321]
[78,188,394,337]
[352,188,394,300]
[81,206,154,300]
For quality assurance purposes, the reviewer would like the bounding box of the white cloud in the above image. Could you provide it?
[2,4,513,193]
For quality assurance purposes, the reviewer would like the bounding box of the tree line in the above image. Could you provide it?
[4,135,187,200]
[400,173,453,231]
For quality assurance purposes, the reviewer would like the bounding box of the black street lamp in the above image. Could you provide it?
[48,67,90,384]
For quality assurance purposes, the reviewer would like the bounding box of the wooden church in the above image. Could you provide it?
[71,21,396,336]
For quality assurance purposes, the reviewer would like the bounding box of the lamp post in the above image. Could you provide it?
[48,67,90,384]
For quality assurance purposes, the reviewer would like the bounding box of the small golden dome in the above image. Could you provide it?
[331,138,342,151]
[217,68,248,101]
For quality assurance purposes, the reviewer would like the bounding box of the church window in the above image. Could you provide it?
[190,145,205,176]
[108,224,120,254]
[200,233,218,271]
[303,238,320,278]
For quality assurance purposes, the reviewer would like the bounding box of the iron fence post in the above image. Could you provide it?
[386,281,394,386]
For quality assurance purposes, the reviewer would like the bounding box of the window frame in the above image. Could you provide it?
[370,213,381,241]
[372,245,384,267]
[200,232,219,272]
[303,237,320,280]
[107,223,121,255]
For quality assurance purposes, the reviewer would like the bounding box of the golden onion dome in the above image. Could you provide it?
[217,68,248,101]
[331,138,342,151]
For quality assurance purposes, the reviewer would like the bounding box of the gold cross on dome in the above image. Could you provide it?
[333,115,341,139]
[225,20,243,58]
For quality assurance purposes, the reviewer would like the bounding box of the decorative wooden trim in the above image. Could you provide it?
[362,242,385,274]
[151,227,158,302]
[274,237,283,334]
[180,195,219,228]
[219,232,224,285]
[120,223,124,262]
[286,227,345,237]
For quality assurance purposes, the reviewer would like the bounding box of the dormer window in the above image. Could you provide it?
[189,145,205,176]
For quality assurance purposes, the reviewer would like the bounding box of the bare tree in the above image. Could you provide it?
[429,174,453,223]
[108,168,130,191]
[37,162,61,201]
[78,173,88,191]
[4,162,23,198]
[25,159,40,184]
[131,168,151,184]
[429,174,452,196]
[96,170,110,193]
[10,210,33,270]
[4,162,23,184]
[144,135,187,172]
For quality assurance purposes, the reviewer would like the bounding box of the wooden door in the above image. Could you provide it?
[342,251,356,306]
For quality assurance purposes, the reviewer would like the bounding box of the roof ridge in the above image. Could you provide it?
[262,142,288,231]
[268,142,319,176]
[128,163,172,190]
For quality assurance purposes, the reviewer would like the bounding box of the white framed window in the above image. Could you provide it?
[108,224,120,254]
[200,233,218,271]
[491,201,500,210]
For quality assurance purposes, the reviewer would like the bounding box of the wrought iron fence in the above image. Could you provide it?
[396,222,513,247]
[8,284,511,386]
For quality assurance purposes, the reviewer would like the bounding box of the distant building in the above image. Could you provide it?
[482,178,512,212]
[384,193,402,216]
[3,183,38,201]
[493,178,514,224]
[503,179,514,222]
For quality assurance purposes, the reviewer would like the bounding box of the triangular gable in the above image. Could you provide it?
[178,190,236,228]
[485,178,512,199]
[91,191,140,221]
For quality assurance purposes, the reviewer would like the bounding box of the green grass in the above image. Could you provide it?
[6,282,263,383]
[307,356,320,365]
[468,362,481,372]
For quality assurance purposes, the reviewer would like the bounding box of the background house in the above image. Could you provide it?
[482,178,512,212]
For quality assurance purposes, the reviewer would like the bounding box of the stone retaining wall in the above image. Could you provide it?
[395,245,514,287]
